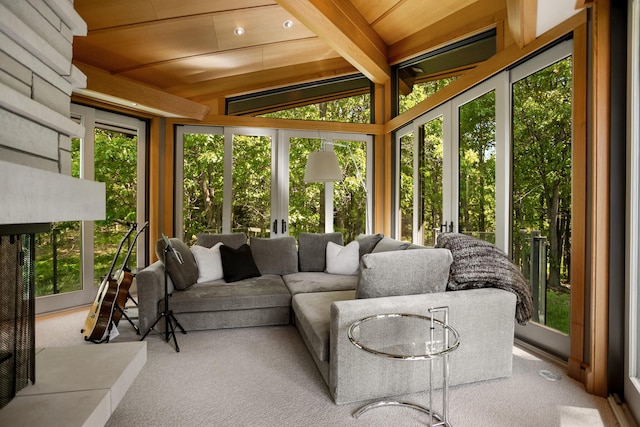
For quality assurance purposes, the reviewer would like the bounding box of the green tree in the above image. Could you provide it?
[512,58,572,288]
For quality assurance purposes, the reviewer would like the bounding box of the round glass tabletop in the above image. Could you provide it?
[348,313,460,360]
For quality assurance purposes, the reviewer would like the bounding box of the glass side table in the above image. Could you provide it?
[347,306,460,427]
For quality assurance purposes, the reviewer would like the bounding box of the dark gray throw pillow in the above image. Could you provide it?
[249,237,298,275]
[219,244,261,283]
[371,236,410,253]
[297,232,343,272]
[356,233,384,258]
[155,238,199,290]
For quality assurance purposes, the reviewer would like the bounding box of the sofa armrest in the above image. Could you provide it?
[329,288,516,405]
[136,260,170,333]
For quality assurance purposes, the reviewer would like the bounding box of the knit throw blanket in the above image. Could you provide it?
[435,233,534,325]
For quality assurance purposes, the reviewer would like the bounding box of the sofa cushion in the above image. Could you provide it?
[298,232,343,272]
[356,233,384,258]
[292,290,356,362]
[197,232,247,249]
[249,237,298,275]
[325,241,359,275]
[169,274,291,314]
[371,236,410,253]
[356,248,453,298]
[220,244,261,283]
[190,242,224,283]
[282,272,358,296]
[155,238,198,290]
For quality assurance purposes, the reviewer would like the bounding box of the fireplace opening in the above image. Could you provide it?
[0,229,38,409]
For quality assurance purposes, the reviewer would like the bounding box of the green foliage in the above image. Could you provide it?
[35,130,138,296]
[399,78,458,114]
[182,96,371,244]
[546,288,571,334]
[261,94,371,123]
[459,90,496,241]
[512,58,572,289]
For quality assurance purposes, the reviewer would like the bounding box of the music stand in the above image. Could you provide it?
[140,234,187,352]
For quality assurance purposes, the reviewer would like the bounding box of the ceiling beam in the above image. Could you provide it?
[276,0,390,83]
[74,62,210,120]
[506,0,537,48]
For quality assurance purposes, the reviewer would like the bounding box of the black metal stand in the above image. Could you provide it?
[140,245,186,352]
[115,302,139,334]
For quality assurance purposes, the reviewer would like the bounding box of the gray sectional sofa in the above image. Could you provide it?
[136,232,521,405]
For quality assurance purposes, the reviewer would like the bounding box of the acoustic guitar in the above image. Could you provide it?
[81,222,136,342]
[111,221,148,326]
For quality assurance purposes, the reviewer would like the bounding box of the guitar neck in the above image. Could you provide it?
[117,221,149,274]
[104,223,137,281]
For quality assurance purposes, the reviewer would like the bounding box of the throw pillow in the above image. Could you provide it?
[190,242,224,283]
[356,233,384,258]
[371,236,410,253]
[249,237,298,275]
[219,244,261,283]
[356,248,453,299]
[196,232,247,249]
[298,232,343,272]
[325,241,360,275]
[155,237,199,290]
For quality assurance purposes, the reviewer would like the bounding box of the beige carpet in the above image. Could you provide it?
[36,308,619,427]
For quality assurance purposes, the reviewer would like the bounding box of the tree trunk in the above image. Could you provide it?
[547,181,561,288]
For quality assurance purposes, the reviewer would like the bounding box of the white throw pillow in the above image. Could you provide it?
[190,242,224,283]
[325,240,360,275]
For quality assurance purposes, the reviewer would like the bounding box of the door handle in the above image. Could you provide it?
[272,219,278,234]
[281,219,287,234]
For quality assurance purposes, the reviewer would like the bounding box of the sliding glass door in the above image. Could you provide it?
[511,42,573,357]
[35,105,147,314]
[404,76,504,248]
[177,127,371,242]
[396,43,572,358]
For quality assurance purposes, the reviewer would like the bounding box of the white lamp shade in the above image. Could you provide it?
[304,151,342,182]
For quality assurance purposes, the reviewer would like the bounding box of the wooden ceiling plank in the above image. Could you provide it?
[74,62,210,120]
[276,0,390,83]
[506,0,537,48]
[149,0,277,20]
[373,0,478,45]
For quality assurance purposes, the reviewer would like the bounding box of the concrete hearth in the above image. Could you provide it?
[0,341,146,427]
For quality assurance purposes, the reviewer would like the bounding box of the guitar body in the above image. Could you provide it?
[81,276,120,341]
[111,270,134,325]
[81,221,148,342]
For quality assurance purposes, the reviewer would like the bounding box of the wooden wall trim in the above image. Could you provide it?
[170,114,383,136]
[148,117,161,262]
[585,0,611,397]
[568,21,589,384]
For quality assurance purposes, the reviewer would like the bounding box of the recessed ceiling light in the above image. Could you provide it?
[283,20,293,29]
[234,27,245,36]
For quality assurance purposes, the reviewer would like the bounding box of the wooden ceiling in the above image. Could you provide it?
[72,0,514,119]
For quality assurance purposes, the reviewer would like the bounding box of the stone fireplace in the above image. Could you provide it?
[0,0,105,411]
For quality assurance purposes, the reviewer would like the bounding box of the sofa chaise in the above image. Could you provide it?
[135,232,529,405]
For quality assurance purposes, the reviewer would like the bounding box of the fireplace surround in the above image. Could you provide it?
[0,226,43,409]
